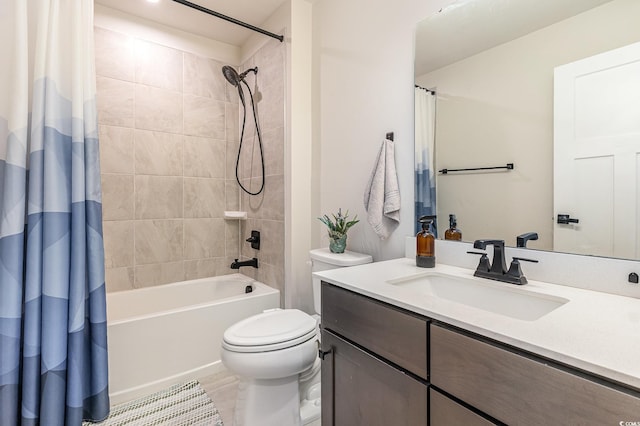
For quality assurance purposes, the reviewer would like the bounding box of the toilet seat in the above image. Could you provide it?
[222,309,317,353]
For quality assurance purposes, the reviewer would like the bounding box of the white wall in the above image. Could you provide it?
[313,0,452,262]
[94,4,240,64]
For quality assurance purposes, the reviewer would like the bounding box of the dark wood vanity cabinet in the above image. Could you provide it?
[320,282,429,426]
[320,283,640,426]
[430,324,640,425]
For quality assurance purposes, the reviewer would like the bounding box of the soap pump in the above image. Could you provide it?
[445,214,462,241]
[416,215,436,268]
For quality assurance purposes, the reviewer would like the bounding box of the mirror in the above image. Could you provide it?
[415,0,640,259]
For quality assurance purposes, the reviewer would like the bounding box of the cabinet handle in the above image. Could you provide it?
[319,348,333,360]
[320,345,335,425]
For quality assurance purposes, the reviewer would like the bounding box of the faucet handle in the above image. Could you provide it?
[507,257,539,285]
[467,251,490,273]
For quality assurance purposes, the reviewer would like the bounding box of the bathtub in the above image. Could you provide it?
[106,273,280,404]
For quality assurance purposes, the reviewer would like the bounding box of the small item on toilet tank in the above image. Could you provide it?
[629,272,639,284]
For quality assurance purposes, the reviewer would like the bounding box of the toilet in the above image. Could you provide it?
[221,248,372,426]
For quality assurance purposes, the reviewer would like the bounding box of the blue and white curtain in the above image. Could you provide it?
[0,1,109,424]
[414,87,437,234]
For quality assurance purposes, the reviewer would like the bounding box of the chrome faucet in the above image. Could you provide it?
[469,239,538,285]
[231,257,259,269]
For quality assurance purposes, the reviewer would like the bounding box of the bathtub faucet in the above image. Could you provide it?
[231,258,259,269]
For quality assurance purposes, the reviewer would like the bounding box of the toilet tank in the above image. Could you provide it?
[310,248,373,315]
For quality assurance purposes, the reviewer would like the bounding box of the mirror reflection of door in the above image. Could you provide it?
[554,41,640,258]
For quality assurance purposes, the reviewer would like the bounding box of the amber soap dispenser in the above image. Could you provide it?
[416,215,436,268]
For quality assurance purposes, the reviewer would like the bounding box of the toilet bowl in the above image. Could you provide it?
[221,248,372,426]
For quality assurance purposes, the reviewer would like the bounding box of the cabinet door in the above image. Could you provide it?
[321,330,428,426]
[431,324,640,425]
[430,389,496,426]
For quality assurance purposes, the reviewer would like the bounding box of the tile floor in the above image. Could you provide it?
[200,370,240,425]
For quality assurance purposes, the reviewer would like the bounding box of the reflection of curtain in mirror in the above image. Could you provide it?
[414,88,436,234]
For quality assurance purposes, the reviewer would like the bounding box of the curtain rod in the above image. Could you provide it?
[171,0,284,43]
[415,84,435,95]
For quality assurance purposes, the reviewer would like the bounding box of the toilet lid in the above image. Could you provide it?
[223,309,317,352]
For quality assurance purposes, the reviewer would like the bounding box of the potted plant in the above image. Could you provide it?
[318,209,359,253]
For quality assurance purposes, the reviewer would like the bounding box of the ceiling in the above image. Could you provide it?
[95,0,288,46]
[415,0,613,76]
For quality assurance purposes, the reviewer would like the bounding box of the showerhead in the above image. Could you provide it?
[221,66,258,87]
[222,66,240,87]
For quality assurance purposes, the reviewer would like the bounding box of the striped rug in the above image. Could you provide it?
[84,380,224,426]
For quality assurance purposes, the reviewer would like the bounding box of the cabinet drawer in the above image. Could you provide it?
[322,283,428,379]
[430,389,496,426]
[431,324,640,425]
[322,330,428,426]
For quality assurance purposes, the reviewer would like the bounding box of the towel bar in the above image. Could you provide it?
[439,163,514,174]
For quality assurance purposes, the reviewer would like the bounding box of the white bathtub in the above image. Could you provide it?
[106,274,280,404]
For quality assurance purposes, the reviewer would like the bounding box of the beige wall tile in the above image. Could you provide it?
[135,220,183,264]
[255,262,284,306]
[103,220,134,268]
[237,136,259,180]
[135,175,183,219]
[255,38,285,87]
[226,140,240,180]
[184,218,225,259]
[96,76,134,127]
[184,178,225,218]
[184,95,225,139]
[183,53,226,101]
[105,267,135,292]
[226,103,239,143]
[99,125,134,174]
[94,29,284,293]
[94,27,134,82]
[261,174,284,221]
[225,180,239,211]
[183,136,225,178]
[134,39,183,92]
[263,127,284,176]
[258,82,285,132]
[101,174,134,220]
[135,85,183,134]
[184,258,232,280]
[135,130,183,176]
[134,261,185,288]
[225,221,239,258]
[251,219,284,267]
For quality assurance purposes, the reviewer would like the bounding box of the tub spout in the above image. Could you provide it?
[231,258,259,269]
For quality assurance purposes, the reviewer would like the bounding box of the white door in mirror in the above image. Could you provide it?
[554,41,640,258]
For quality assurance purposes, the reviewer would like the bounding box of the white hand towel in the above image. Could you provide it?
[363,139,401,239]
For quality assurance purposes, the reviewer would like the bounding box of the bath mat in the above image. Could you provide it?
[84,380,224,426]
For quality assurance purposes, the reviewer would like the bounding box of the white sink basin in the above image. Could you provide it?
[387,272,568,321]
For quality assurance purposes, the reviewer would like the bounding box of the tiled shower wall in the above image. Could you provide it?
[235,38,286,302]
[95,26,242,292]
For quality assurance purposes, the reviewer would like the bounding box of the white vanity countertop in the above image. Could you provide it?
[314,258,640,390]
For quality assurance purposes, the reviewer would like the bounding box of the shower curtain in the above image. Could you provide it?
[0,1,109,424]
[414,87,437,234]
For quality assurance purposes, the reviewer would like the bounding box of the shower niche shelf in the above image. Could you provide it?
[224,211,248,220]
